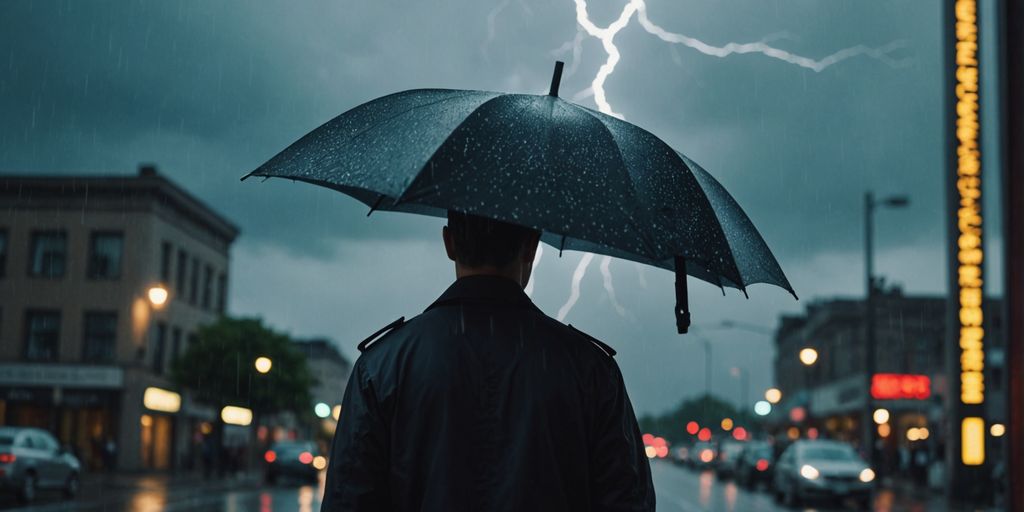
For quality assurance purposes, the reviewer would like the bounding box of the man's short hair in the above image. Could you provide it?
[446,210,540,268]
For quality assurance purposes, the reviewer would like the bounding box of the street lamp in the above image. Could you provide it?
[765,388,782,404]
[799,348,818,427]
[799,348,818,366]
[147,285,169,308]
[864,191,910,465]
[254,356,273,374]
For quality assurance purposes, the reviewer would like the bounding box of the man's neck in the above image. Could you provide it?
[455,265,525,288]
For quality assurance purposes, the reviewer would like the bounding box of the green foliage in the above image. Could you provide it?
[638,393,755,444]
[171,317,314,415]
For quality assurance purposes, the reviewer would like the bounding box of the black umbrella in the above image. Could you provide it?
[243,62,795,333]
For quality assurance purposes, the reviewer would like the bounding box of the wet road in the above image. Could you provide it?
[3,462,952,512]
[0,474,326,512]
[650,459,949,512]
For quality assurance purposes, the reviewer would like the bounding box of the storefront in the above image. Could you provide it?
[0,363,123,471]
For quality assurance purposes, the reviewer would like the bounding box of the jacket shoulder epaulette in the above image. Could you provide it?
[567,324,617,357]
[357,316,406,352]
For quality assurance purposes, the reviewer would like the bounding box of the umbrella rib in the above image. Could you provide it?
[559,101,674,263]
[341,90,485,146]
[393,94,516,207]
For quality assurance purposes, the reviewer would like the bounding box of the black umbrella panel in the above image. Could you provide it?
[243,62,796,333]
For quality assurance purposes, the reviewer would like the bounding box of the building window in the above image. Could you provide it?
[176,249,188,297]
[202,265,213,309]
[160,242,172,283]
[24,310,60,361]
[87,232,124,279]
[83,312,117,363]
[151,323,167,374]
[216,273,227,314]
[171,327,182,368]
[189,258,199,305]
[0,230,8,278]
[29,231,67,278]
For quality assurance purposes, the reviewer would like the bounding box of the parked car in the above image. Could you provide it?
[735,440,774,489]
[714,440,746,479]
[688,442,717,470]
[264,440,324,484]
[0,427,81,503]
[772,440,874,509]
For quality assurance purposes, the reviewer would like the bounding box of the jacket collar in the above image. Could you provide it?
[426,275,540,313]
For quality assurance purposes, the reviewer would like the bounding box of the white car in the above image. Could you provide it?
[772,440,874,509]
[0,427,81,503]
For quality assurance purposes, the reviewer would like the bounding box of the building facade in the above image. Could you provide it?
[771,287,1005,482]
[0,166,238,472]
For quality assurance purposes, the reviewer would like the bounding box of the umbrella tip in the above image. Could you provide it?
[548,61,565,97]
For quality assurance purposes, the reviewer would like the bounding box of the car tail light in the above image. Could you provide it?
[299,451,314,464]
[264,450,277,463]
[756,459,769,472]
[0,453,15,464]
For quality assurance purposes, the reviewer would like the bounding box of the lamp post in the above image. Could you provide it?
[863,192,909,465]
[800,348,818,428]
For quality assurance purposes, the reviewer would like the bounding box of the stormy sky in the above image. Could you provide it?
[0,0,1005,415]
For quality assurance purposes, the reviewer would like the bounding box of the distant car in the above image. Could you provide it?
[264,440,323,484]
[735,441,774,489]
[0,427,81,503]
[772,440,874,508]
[714,440,745,479]
[688,442,717,470]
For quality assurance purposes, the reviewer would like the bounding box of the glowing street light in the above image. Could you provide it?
[799,348,818,366]
[754,400,772,416]
[148,285,169,308]
[873,408,890,425]
[314,402,331,419]
[254,356,273,374]
[220,406,253,426]
[991,423,1006,437]
[765,388,782,404]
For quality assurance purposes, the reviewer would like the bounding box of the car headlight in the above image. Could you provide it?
[859,468,876,483]
[800,464,820,480]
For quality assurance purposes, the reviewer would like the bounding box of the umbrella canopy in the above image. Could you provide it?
[244,62,795,333]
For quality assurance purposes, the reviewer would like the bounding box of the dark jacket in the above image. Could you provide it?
[321,275,655,511]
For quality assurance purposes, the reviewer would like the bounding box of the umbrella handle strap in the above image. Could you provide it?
[674,256,691,334]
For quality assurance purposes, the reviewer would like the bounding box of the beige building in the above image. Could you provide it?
[0,166,238,471]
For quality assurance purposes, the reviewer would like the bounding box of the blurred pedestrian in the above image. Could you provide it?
[322,211,655,511]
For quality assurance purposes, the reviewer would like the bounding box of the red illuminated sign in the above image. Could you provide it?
[871,374,931,400]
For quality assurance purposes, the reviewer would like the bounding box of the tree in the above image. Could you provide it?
[171,317,314,417]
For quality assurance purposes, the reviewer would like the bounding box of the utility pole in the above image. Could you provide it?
[863,192,909,466]
[863,192,876,462]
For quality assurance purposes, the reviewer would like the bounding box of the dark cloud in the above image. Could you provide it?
[1,0,986,413]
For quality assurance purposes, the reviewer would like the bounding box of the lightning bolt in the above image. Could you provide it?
[570,0,909,116]
[550,0,908,320]
[525,243,544,297]
[557,253,595,321]
[528,0,910,320]
[600,255,628,317]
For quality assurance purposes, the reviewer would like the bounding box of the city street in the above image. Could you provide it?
[2,460,958,512]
